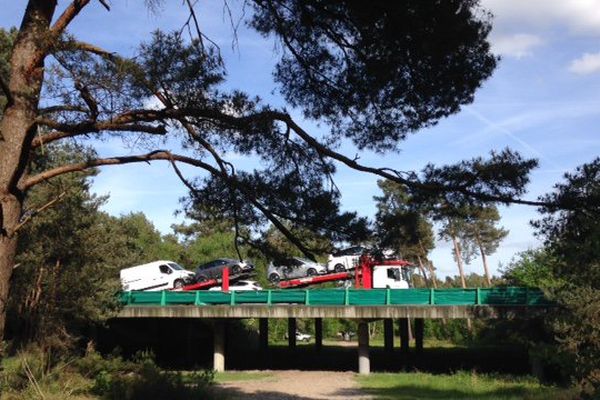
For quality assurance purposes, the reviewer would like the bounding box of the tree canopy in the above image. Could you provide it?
[0,0,551,340]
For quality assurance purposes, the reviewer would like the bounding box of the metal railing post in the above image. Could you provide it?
[160,290,166,306]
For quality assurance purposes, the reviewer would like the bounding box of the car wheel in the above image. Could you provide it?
[269,273,280,283]
[173,279,184,289]
[307,268,317,276]
[334,264,346,273]
[231,265,241,275]
[197,275,208,282]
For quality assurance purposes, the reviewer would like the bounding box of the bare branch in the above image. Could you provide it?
[32,121,167,148]
[74,81,99,119]
[97,0,110,11]
[39,105,88,115]
[50,1,92,37]
[8,192,67,237]
[69,40,115,59]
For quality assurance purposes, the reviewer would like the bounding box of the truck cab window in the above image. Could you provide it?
[387,268,401,281]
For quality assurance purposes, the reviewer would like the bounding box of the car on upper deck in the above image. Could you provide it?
[267,257,327,283]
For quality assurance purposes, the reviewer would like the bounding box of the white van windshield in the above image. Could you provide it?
[168,263,184,271]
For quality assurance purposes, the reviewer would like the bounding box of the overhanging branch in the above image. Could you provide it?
[21,149,317,260]
[32,121,167,148]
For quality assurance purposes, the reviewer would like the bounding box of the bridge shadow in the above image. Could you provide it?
[228,344,531,375]
[101,318,531,374]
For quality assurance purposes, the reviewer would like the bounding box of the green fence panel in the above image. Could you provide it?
[434,289,476,305]
[480,287,526,305]
[308,290,346,305]
[120,287,551,307]
[270,290,307,304]
[233,291,271,304]
[390,288,431,305]
[129,291,163,305]
[348,289,386,305]
[194,291,231,305]
[164,291,196,305]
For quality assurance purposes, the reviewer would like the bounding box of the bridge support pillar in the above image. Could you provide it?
[315,318,323,351]
[415,318,424,353]
[358,321,370,375]
[288,318,296,349]
[213,320,225,372]
[384,318,394,353]
[259,318,269,352]
[399,318,409,353]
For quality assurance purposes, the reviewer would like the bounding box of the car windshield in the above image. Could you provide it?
[168,263,184,271]
[296,258,312,265]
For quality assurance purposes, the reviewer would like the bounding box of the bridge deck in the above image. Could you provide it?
[117,287,551,319]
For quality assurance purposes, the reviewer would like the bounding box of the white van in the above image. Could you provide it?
[120,260,195,291]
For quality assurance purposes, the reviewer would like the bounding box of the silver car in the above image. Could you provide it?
[268,257,327,283]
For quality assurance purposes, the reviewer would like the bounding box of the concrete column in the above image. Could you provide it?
[384,318,394,354]
[315,318,323,351]
[287,318,296,349]
[213,321,225,372]
[259,318,269,353]
[399,318,409,353]
[414,318,424,353]
[358,321,370,375]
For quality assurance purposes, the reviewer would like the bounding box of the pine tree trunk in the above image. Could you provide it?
[0,1,56,342]
[418,240,437,288]
[451,234,467,288]
[450,234,471,331]
[0,198,20,341]
[427,260,438,289]
[416,255,429,287]
[476,236,492,287]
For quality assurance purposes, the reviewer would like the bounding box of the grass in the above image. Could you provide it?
[356,371,575,400]
[214,371,273,383]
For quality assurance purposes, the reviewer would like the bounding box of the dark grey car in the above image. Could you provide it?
[194,258,254,281]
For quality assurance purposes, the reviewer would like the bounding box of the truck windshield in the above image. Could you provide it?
[168,263,184,271]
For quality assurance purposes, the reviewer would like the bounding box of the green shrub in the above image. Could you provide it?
[78,350,214,400]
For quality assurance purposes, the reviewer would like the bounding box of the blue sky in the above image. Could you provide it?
[2,1,599,277]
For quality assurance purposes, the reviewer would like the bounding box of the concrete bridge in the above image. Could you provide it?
[116,288,551,374]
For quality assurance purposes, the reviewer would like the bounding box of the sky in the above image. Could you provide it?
[1,1,599,278]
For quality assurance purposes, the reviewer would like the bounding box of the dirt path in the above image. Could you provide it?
[214,370,373,400]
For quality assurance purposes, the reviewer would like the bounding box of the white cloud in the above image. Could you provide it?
[491,33,543,58]
[482,0,600,36]
[568,52,600,74]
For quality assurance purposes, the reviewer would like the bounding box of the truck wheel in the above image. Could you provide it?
[269,273,280,283]
[334,264,345,273]
[307,268,317,276]
[173,279,184,289]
